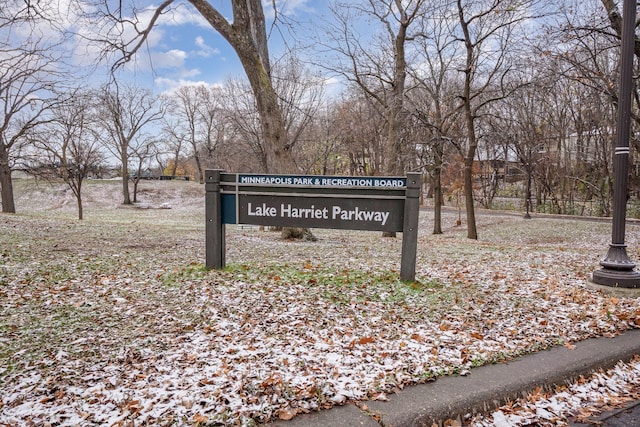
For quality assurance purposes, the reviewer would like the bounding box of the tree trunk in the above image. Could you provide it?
[194,149,204,183]
[383,7,413,239]
[133,178,139,203]
[76,184,83,220]
[463,159,477,239]
[525,163,532,217]
[600,0,640,59]
[433,139,444,234]
[462,101,478,239]
[459,1,478,240]
[244,60,294,173]
[187,0,309,239]
[0,145,16,213]
[386,9,409,176]
[121,160,131,205]
[188,0,294,174]
[461,69,478,239]
[171,153,178,177]
[433,170,443,235]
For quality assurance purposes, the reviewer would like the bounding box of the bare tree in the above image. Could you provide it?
[166,85,205,183]
[220,56,326,240]
[409,3,463,234]
[223,55,326,172]
[273,56,325,156]
[129,136,157,203]
[163,84,230,183]
[222,77,267,170]
[159,115,187,177]
[453,0,548,239]
[296,105,347,176]
[540,0,628,211]
[30,92,105,220]
[0,16,62,213]
[93,0,296,173]
[322,0,426,175]
[600,0,640,59]
[320,0,426,238]
[96,82,164,204]
[195,85,228,171]
[330,92,387,176]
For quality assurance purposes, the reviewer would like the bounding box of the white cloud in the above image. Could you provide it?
[151,49,188,69]
[157,3,211,28]
[155,76,222,94]
[193,36,220,58]
[263,0,315,19]
[319,75,347,99]
[65,1,210,67]
[181,68,202,78]
[4,0,84,48]
[4,0,227,86]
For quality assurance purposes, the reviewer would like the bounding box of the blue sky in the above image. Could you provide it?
[106,0,331,92]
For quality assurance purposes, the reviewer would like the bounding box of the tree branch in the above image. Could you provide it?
[111,0,175,72]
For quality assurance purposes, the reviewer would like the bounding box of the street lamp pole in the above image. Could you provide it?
[591,0,640,288]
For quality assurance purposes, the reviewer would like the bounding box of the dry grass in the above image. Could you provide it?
[1,178,639,425]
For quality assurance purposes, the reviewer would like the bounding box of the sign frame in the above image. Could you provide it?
[205,170,421,281]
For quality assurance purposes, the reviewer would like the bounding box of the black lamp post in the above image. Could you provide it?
[591,0,640,288]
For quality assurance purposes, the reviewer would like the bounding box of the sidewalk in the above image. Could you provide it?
[266,328,640,427]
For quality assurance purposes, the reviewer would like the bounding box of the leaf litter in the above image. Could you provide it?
[1,179,640,425]
[467,356,640,426]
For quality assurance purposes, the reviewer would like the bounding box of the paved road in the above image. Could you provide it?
[569,401,640,426]
[433,204,640,225]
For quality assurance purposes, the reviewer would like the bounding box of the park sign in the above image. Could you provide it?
[205,170,421,281]
[231,174,407,231]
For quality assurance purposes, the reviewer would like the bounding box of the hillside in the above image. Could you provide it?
[11,177,206,222]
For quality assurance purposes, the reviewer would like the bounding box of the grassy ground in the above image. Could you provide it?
[1,178,639,425]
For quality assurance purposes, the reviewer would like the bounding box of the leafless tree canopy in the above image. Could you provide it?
[28,91,106,219]
[0,1,70,213]
[2,0,640,236]
[95,82,165,204]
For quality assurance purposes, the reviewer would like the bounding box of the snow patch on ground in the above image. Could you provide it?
[1,179,640,425]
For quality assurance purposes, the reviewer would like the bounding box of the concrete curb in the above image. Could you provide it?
[265,329,640,427]
[586,281,640,298]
